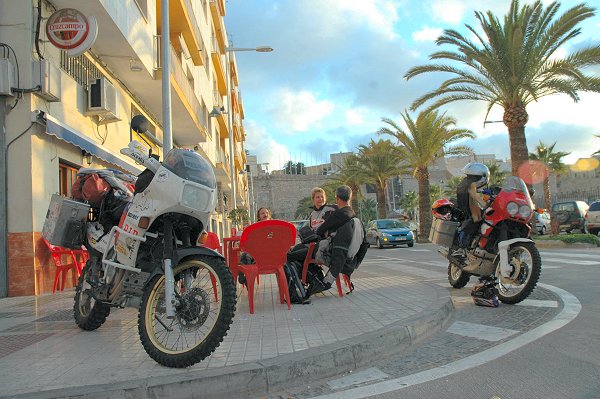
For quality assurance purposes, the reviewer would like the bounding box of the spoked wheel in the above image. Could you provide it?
[73,260,111,330]
[138,256,236,368]
[448,261,470,288]
[496,242,541,304]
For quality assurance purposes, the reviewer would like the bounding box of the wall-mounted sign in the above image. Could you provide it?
[46,8,98,56]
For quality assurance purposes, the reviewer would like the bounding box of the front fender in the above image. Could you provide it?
[497,238,533,278]
[174,246,226,264]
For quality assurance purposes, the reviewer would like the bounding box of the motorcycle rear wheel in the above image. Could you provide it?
[138,256,236,368]
[73,261,111,330]
[448,261,470,288]
[497,242,541,304]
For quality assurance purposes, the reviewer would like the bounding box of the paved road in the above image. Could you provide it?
[267,244,600,399]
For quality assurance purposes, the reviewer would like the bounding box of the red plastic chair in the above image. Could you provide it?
[203,232,222,254]
[301,241,352,298]
[200,232,221,302]
[42,238,87,293]
[236,220,296,314]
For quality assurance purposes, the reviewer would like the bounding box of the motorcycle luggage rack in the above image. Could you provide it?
[101,225,147,273]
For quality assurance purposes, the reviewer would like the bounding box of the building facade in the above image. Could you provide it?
[0,0,248,296]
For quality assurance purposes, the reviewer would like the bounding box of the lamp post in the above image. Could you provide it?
[224,45,273,213]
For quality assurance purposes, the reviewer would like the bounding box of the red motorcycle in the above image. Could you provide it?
[430,176,542,304]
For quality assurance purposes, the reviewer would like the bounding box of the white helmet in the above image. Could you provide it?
[462,162,489,188]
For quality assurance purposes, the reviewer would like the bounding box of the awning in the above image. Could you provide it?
[44,114,143,175]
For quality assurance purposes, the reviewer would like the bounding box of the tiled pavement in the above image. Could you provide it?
[0,268,452,399]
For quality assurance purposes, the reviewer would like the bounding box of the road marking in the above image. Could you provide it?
[542,257,599,266]
[326,367,389,390]
[307,283,580,399]
[516,299,558,308]
[447,321,519,342]
[539,251,600,258]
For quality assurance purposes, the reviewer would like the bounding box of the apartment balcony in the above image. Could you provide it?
[153,40,208,145]
[157,0,203,66]
[237,89,245,119]
[215,144,231,183]
[234,141,246,171]
[209,0,227,53]
[232,114,243,143]
[211,36,227,96]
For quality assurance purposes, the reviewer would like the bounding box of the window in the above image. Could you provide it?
[59,161,80,197]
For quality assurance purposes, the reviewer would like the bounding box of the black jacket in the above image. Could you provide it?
[316,206,355,238]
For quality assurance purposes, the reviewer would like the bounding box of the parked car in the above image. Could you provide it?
[366,219,414,248]
[551,201,589,233]
[533,211,551,235]
[584,201,600,235]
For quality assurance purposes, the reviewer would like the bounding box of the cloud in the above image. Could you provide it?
[412,26,443,42]
[345,108,366,125]
[429,0,466,24]
[243,120,291,168]
[271,89,334,133]
[325,0,401,40]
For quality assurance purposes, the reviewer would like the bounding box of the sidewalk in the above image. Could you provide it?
[0,267,453,399]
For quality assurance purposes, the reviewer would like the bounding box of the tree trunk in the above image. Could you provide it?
[376,182,386,219]
[543,176,551,211]
[503,105,529,175]
[350,184,360,212]
[416,167,431,242]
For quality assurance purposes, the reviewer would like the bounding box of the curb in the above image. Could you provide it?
[7,288,454,399]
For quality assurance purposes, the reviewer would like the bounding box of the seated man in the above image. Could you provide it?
[455,162,489,254]
[314,185,359,288]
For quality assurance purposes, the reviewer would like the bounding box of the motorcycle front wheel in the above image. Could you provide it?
[497,242,541,304]
[138,256,236,368]
[448,261,470,288]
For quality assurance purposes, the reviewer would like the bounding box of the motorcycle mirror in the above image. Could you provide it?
[131,115,149,134]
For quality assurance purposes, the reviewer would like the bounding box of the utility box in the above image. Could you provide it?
[42,194,90,249]
[32,60,61,102]
[429,218,459,248]
[0,58,15,96]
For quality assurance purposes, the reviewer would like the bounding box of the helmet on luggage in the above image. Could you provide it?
[432,198,453,220]
[462,162,490,188]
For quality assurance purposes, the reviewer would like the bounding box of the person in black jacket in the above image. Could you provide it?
[316,185,356,286]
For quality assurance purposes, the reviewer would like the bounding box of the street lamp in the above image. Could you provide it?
[223,45,273,213]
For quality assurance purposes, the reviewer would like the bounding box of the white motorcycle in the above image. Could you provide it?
[73,115,236,368]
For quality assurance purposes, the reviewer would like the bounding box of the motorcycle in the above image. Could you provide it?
[429,176,542,304]
[72,115,236,368]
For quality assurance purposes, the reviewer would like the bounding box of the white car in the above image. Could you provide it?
[534,211,551,235]
[584,201,600,235]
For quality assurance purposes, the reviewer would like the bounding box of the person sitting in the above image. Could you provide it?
[314,185,358,288]
[256,207,272,222]
[454,162,490,255]
[287,187,337,264]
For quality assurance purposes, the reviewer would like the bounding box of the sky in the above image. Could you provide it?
[224,0,600,171]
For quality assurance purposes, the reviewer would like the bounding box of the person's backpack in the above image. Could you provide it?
[347,218,365,259]
[283,261,309,304]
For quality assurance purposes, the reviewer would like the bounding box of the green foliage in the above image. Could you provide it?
[295,196,314,219]
[283,161,307,175]
[534,233,600,246]
[444,176,463,198]
[484,160,509,187]
[399,191,418,220]
[227,208,249,228]
[357,198,377,224]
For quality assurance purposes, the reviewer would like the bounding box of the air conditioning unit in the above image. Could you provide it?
[32,60,61,102]
[86,77,119,121]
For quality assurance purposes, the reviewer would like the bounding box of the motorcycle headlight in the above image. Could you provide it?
[506,202,519,217]
[181,184,211,211]
[519,205,532,218]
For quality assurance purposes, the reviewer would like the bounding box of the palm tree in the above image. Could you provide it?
[405,0,600,175]
[356,139,408,219]
[326,154,364,211]
[399,191,418,221]
[444,175,463,199]
[484,160,509,187]
[529,141,570,212]
[379,110,474,241]
[358,198,377,224]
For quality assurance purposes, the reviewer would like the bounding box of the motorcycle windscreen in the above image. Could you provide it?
[501,176,535,209]
[163,149,216,189]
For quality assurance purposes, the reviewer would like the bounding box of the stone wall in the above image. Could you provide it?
[253,174,330,221]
